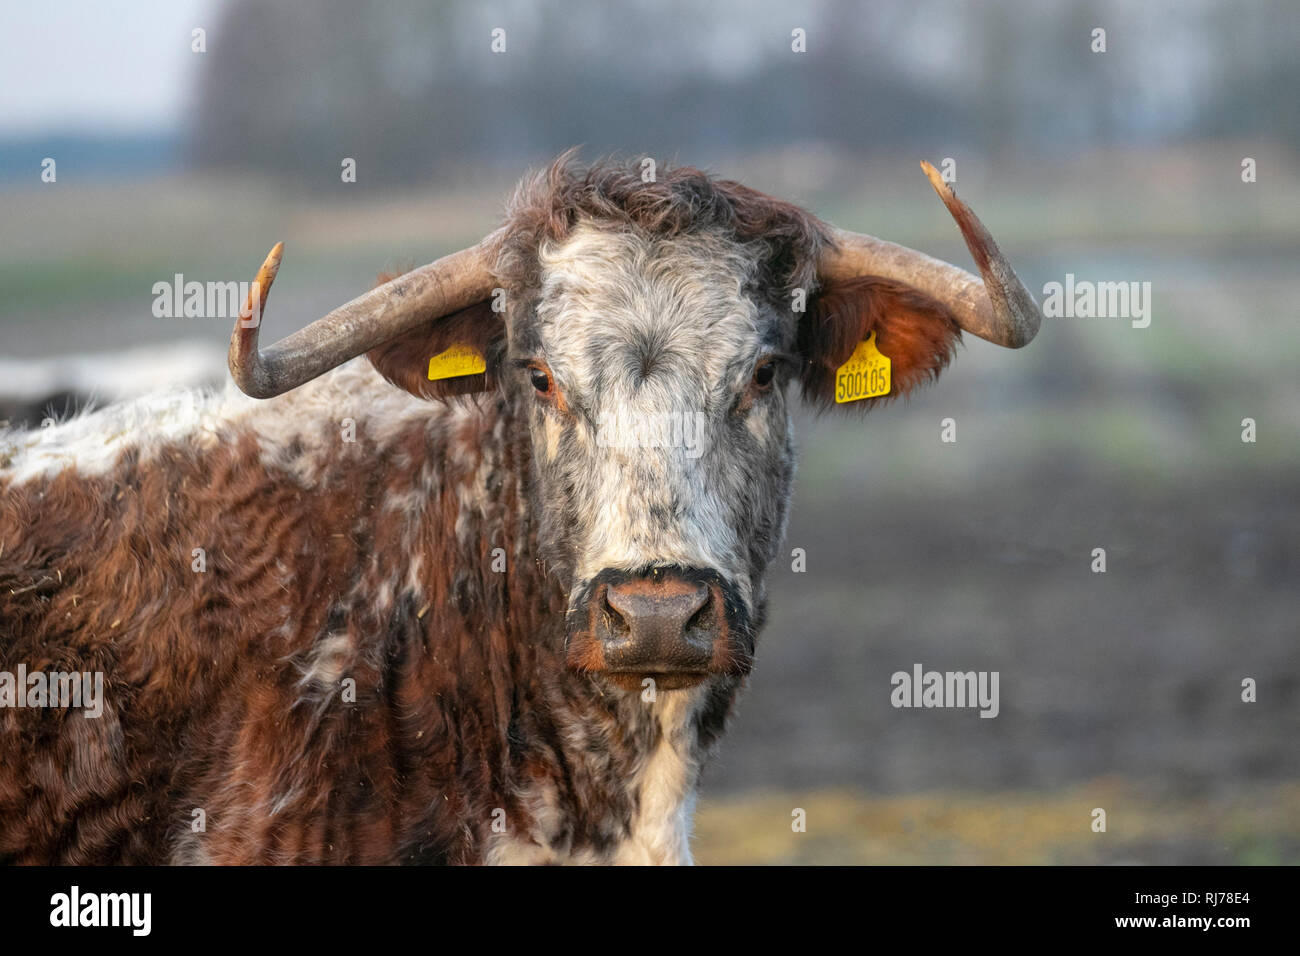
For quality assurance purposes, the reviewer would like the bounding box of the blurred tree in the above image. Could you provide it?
[184,0,1298,188]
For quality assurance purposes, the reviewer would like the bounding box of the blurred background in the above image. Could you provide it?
[1,0,1296,863]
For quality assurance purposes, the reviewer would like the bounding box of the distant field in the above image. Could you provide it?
[694,781,1300,865]
[3,142,1297,325]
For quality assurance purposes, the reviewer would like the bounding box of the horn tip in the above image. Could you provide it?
[264,241,284,276]
[919,160,954,200]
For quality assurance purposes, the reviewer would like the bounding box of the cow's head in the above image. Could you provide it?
[229,155,1039,692]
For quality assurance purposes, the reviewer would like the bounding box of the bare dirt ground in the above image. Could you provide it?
[694,434,1299,863]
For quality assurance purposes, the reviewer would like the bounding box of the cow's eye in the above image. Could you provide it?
[752,358,778,389]
[528,365,552,394]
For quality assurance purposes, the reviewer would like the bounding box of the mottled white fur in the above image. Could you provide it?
[6,223,783,867]
[1,359,453,487]
[486,687,705,866]
[613,690,701,865]
[533,224,783,609]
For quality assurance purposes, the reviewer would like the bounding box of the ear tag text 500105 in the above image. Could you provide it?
[834,331,891,403]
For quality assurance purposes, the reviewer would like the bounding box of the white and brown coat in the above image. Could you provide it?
[0,155,1038,864]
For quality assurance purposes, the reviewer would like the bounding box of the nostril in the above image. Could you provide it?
[600,587,632,639]
[683,590,714,637]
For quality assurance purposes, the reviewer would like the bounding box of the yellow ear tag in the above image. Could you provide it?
[427,344,486,381]
[834,331,891,403]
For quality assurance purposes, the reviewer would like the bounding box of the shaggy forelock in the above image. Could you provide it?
[494,151,832,305]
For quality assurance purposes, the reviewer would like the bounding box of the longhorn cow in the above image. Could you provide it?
[0,155,1039,864]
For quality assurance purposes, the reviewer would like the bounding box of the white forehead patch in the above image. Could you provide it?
[528,223,791,599]
[534,223,766,414]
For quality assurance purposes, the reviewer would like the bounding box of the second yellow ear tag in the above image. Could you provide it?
[834,331,891,403]
[427,344,486,381]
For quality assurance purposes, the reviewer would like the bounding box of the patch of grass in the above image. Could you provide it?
[693,780,1300,865]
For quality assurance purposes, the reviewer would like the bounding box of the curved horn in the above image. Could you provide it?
[229,233,501,398]
[819,161,1041,348]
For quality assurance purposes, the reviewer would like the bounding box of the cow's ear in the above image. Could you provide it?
[798,275,963,410]
[367,293,504,401]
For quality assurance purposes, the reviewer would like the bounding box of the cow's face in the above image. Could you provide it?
[364,167,969,694]
[508,224,794,690]
[240,157,1031,697]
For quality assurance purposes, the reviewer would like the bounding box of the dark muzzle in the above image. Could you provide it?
[566,566,752,690]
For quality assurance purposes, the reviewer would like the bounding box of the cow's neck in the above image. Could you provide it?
[429,394,739,864]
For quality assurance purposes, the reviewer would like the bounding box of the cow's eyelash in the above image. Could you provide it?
[752,352,797,377]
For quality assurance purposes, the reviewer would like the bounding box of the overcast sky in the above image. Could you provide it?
[0,0,1268,147]
[0,0,216,135]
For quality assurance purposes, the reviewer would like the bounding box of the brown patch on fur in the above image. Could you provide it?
[0,154,986,864]
[565,581,610,676]
[0,391,644,864]
[799,275,963,410]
